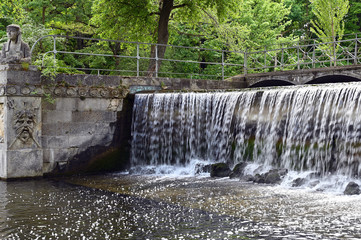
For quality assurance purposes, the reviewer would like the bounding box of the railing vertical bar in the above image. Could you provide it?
[155,44,158,78]
[274,51,277,72]
[312,40,316,68]
[297,44,300,70]
[355,35,358,65]
[264,48,267,73]
[53,36,57,67]
[137,43,140,77]
[221,50,225,80]
[244,50,247,75]
[281,45,284,71]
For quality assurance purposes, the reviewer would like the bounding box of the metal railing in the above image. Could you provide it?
[30,34,361,80]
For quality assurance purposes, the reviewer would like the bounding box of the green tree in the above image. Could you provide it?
[215,0,293,51]
[310,0,349,65]
[0,0,26,21]
[284,0,314,38]
[91,0,235,75]
[24,0,94,36]
[344,0,361,33]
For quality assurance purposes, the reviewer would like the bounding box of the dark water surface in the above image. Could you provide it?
[1,174,361,239]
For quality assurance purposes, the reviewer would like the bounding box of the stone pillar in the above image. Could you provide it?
[0,64,43,179]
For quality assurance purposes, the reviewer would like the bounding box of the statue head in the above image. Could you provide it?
[6,24,21,43]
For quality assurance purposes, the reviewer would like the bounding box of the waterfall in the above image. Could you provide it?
[130,83,361,177]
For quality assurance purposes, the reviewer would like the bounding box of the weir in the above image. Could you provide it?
[131,81,361,178]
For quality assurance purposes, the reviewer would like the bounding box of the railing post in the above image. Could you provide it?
[355,35,358,65]
[155,44,158,78]
[274,52,277,72]
[297,44,300,70]
[264,47,267,73]
[244,49,247,75]
[312,40,316,68]
[281,45,284,71]
[137,43,140,77]
[333,35,336,67]
[53,36,57,67]
[221,50,225,80]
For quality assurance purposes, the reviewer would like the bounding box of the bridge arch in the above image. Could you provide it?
[305,75,361,85]
[249,79,296,88]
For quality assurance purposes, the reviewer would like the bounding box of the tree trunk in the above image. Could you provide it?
[110,42,121,69]
[147,0,174,76]
[42,7,46,25]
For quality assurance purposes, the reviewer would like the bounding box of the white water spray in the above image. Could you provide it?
[131,83,361,178]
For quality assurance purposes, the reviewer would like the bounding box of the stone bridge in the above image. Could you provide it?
[229,65,361,88]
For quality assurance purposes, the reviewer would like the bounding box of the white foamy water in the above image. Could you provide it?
[131,82,361,189]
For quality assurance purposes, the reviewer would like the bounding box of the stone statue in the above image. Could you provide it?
[0,24,31,64]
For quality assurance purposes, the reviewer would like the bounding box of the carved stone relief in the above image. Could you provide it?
[1,83,127,99]
[9,101,40,149]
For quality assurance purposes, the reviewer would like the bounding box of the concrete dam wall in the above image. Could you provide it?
[0,64,242,179]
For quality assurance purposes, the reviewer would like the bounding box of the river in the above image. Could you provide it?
[1,173,361,239]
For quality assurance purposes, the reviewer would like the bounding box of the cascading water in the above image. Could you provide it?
[130,82,361,179]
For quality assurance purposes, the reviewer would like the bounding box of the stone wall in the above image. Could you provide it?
[0,64,130,179]
[0,64,242,179]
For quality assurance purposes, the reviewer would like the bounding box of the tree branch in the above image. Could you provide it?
[172,3,187,10]
[150,12,160,16]
[177,30,204,37]
[202,8,219,26]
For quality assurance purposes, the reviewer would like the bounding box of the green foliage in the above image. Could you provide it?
[310,0,349,64]
[0,0,360,79]
[345,0,361,33]
[91,0,234,43]
[0,0,27,21]
[310,0,349,41]
[34,54,59,80]
[24,0,94,35]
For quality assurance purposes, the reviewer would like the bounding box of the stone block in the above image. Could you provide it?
[72,110,116,123]
[0,71,7,85]
[180,79,191,89]
[6,69,41,85]
[42,123,63,136]
[77,98,111,111]
[61,122,97,135]
[53,74,82,86]
[42,136,69,148]
[42,100,56,111]
[0,150,6,178]
[68,135,93,148]
[82,75,121,87]
[43,147,79,164]
[42,110,72,123]
[98,75,122,87]
[55,98,78,111]
[7,149,43,178]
